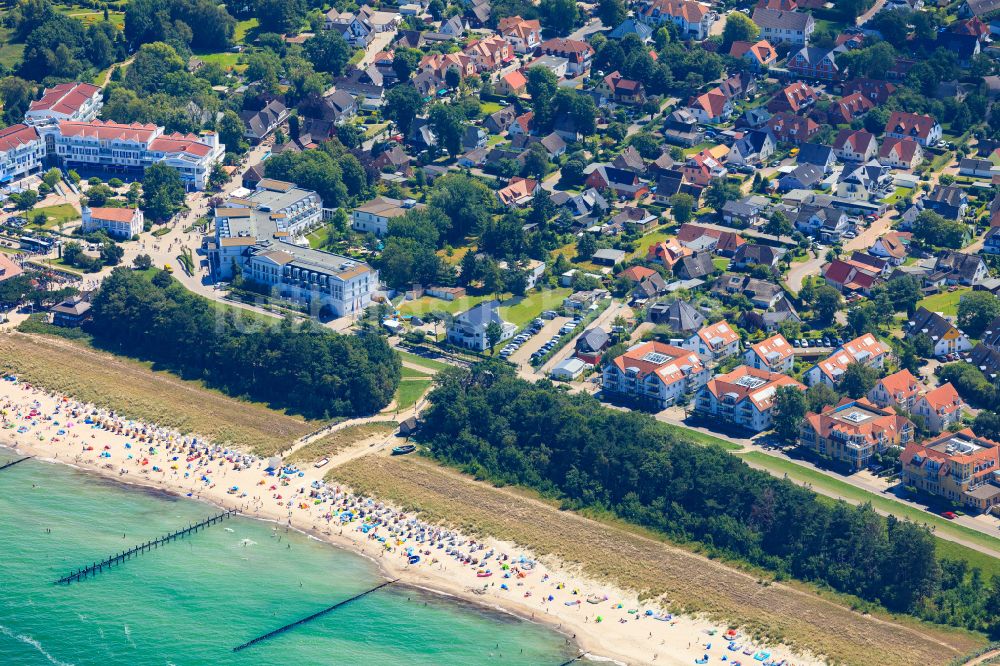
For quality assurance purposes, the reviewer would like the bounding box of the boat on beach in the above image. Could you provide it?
[391,444,416,456]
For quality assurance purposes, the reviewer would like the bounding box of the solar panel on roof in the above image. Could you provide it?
[734,375,766,389]
[642,351,670,364]
[842,411,870,423]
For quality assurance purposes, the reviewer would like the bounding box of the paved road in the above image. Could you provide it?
[784,249,824,295]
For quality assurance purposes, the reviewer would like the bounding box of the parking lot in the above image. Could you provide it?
[506,316,571,366]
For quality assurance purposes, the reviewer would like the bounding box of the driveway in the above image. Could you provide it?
[784,249,824,294]
[509,317,570,367]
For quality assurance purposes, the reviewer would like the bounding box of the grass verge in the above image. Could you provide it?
[392,379,431,411]
[0,333,315,455]
[397,350,451,372]
[662,423,744,451]
[330,453,984,666]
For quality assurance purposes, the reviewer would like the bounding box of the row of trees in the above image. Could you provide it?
[87,269,400,418]
[419,363,1000,634]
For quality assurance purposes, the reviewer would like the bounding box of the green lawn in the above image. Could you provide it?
[398,293,491,317]
[480,101,503,115]
[739,451,1000,569]
[197,51,244,71]
[629,229,672,260]
[881,186,913,206]
[397,350,451,372]
[364,122,388,138]
[682,141,715,156]
[234,18,258,43]
[0,246,23,256]
[306,225,334,249]
[486,133,506,147]
[499,288,572,328]
[0,19,24,70]
[663,423,743,451]
[917,287,970,317]
[31,204,79,229]
[401,365,433,378]
[712,257,729,271]
[393,379,432,411]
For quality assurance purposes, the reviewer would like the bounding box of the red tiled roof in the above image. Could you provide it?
[705,365,804,411]
[750,334,794,365]
[0,253,24,282]
[618,265,657,282]
[88,207,139,223]
[696,321,739,349]
[920,383,964,414]
[878,369,922,399]
[885,111,937,140]
[613,340,704,386]
[58,120,159,143]
[0,123,40,152]
[149,134,213,157]
[879,137,920,162]
[29,82,100,115]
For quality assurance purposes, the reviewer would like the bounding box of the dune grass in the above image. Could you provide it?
[286,422,398,464]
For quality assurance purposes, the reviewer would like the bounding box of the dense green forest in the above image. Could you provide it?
[419,362,1000,635]
[87,269,400,418]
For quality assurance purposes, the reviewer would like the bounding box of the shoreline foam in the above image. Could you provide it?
[1,379,822,666]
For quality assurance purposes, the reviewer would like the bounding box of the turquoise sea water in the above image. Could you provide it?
[0,449,575,666]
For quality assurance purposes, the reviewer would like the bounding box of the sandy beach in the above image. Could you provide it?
[0,375,822,666]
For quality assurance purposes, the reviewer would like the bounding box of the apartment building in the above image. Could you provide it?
[913,383,966,434]
[0,124,45,185]
[602,341,709,409]
[81,206,144,239]
[210,180,376,318]
[804,333,891,388]
[48,120,224,190]
[446,300,516,351]
[351,196,423,236]
[682,320,740,363]
[901,429,1000,513]
[694,365,804,432]
[743,333,795,374]
[24,82,103,126]
[799,398,914,470]
[867,369,923,412]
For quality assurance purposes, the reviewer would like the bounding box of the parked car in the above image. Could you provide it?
[942,511,957,520]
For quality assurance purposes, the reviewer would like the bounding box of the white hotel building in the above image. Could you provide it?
[0,82,223,191]
[210,179,377,318]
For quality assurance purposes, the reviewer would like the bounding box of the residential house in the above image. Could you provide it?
[465,0,491,27]
[608,18,655,42]
[585,164,649,199]
[804,333,891,388]
[675,251,716,280]
[752,8,815,45]
[564,288,609,309]
[632,272,669,300]
[787,46,844,81]
[778,163,824,191]
[907,306,972,357]
[767,112,820,144]
[498,16,541,53]
[797,142,837,173]
[528,55,569,78]
[484,107,518,134]
[677,223,746,255]
[576,328,610,364]
[867,369,924,412]
[664,108,705,146]
[884,111,942,147]
[727,129,776,166]
[687,87,733,123]
[901,428,1000,512]
[352,196,423,236]
[537,38,595,76]
[599,71,646,105]
[647,298,706,332]
[611,206,656,232]
[722,200,764,228]
[914,384,966,433]
[683,320,740,362]
[711,273,784,308]
[830,93,874,124]
[497,176,538,207]
[648,238,692,269]
[639,0,716,40]
[446,301,516,351]
[601,341,710,408]
[836,159,892,201]
[925,186,969,220]
[869,231,909,265]
[744,333,795,374]
[833,129,878,162]
[682,150,728,186]
[983,226,1000,255]
[496,69,528,96]
[612,146,647,174]
[81,206,143,239]
[843,78,897,104]
[733,243,785,269]
[959,157,996,178]
[592,248,627,266]
[935,250,987,285]
[465,35,511,72]
[795,204,848,241]
[730,40,778,71]
[694,366,805,432]
[240,100,288,143]
[878,137,923,170]
[768,81,819,114]
[50,297,92,327]
[618,265,659,284]
[799,398,914,470]
[333,67,386,103]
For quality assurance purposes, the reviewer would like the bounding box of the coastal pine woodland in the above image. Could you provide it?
[420,361,1000,637]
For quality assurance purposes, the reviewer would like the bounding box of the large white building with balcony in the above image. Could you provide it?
[210,179,377,318]
[24,82,103,127]
[693,365,804,432]
[0,124,45,185]
[602,341,709,409]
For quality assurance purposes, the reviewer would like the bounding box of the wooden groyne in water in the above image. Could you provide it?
[233,579,400,652]
[55,509,238,584]
[0,456,32,471]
